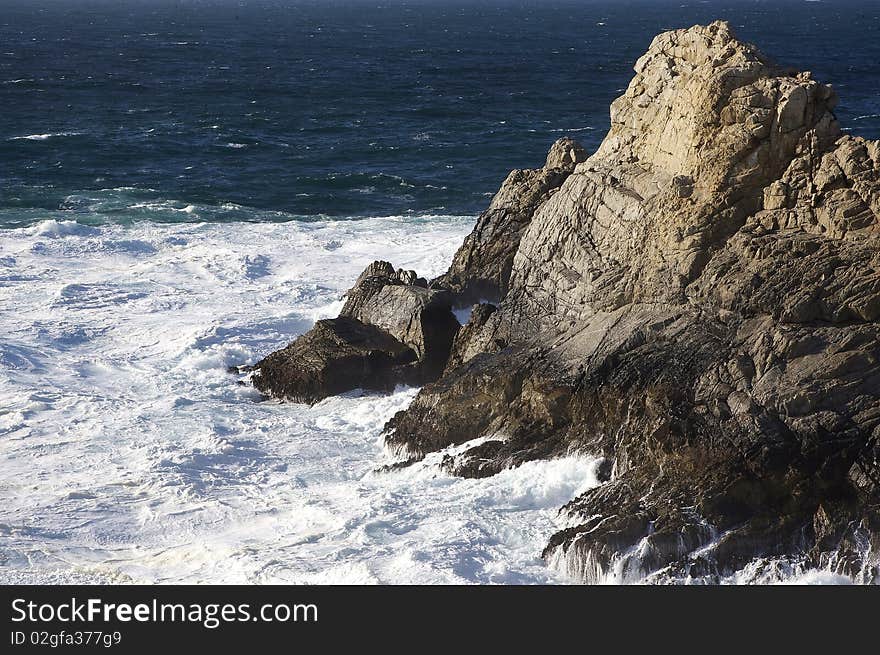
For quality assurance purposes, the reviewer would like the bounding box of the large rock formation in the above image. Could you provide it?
[253,21,880,583]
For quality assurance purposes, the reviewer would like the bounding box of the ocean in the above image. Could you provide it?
[1,0,878,584]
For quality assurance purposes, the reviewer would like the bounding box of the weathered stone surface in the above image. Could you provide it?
[383,22,880,582]
[445,302,497,371]
[251,316,417,404]
[341,260,459,377]
[508,22,842,322]
[249,21,880,582]
[434,137,587,305]
[252,260,460,402]
[751,134,880,239]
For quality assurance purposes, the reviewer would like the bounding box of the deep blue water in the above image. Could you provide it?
[1,0,879,227]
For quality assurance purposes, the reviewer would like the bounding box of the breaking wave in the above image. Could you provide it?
[0,213,612,584]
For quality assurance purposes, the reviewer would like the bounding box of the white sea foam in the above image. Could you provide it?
[0,214,605,584]
[31,219,101,237]
[452,299,494,324]
[548,126,595,132]
[9,131,83,141]
[546,521,871,585]
[2,213,861,584]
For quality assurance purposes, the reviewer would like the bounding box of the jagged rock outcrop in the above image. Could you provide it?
[386,21,880,583]
[435,137,588,305]
[445,302,497,371]
[341,261,459,378]
[251,317,418,404]
[252,261,459,403]
[252,21,880,583]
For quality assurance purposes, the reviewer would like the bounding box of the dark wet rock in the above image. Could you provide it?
[251,316,417,403]
[341,260,459,378]
[251,260,460,403]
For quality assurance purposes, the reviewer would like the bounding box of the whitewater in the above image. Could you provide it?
[0,212,611,584]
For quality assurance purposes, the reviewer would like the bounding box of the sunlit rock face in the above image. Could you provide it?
[256,22,880,583]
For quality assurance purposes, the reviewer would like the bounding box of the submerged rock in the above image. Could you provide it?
[253,21,880,582]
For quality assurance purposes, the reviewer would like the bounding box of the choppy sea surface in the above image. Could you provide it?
[2,0,879,584]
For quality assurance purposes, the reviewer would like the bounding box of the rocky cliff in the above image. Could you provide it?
[252,21,880,583]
